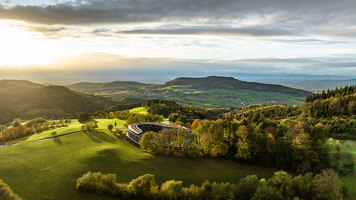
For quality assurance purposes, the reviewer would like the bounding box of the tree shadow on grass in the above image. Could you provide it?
[83,130,117,144]
[81,119,99,124]
[53,137,62,145]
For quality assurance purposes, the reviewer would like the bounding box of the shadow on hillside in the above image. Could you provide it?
[83,130,117,143]
[81,119,98,124]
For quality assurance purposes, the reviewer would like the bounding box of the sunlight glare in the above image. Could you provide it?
[0,21,57,67]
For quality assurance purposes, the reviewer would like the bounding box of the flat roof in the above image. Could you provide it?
[128,122,188,135]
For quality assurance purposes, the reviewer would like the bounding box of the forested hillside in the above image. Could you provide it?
[0,80,117,124]
[130,87,356,175]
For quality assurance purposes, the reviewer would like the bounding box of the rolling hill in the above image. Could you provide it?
[164,76,312,96]
[67,76,312,107]
[0,80,118,124]
[67,81,151,94]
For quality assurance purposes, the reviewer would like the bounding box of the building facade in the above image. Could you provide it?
[127,122,190,145]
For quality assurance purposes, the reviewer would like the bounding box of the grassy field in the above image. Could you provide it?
[4,119,126,145]
[0,120,277,200]
[341,140,356,199]
[129,107,148,114]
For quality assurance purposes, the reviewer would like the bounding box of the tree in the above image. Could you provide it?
[140,131,156,153]
[251,186,284,200]
[312,169,343,200]
[108,124,114,132]
[109,112,115,119]
[160,180,183,199]
[127,174,158,198]
[12,118,21,127]
[0,125,6,131]
[235,175,261,200]
[267,171,293,198]
[78,113,90,123]
[197,120,228,157]
[191,119,200,130]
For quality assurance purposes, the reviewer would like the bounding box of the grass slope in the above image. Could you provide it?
[129,107,148,114]
[0,120,276,200]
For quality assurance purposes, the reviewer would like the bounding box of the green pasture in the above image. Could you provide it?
[0,122,276,200]
[129,107,148,114]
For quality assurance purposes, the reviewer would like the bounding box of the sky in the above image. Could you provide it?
[0,0,356,83]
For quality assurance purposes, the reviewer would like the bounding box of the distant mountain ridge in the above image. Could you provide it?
[164,76,312,96]
[69,81,149,89]
[69,76,312,96]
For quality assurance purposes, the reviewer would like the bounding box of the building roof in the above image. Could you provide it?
[128,122,189,135]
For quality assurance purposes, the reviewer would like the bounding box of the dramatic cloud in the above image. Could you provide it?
[0,0,355,26]
[0,0,356,80]
[118,26,300,37]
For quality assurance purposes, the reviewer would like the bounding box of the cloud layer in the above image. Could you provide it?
[0,0,356,78]
[0,0,355,26]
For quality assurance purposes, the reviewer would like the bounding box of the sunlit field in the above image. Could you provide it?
[0,120,277,200]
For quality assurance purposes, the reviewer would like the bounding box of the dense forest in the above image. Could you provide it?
[135,88,356,175]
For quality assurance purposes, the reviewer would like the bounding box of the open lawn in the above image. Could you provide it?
[0,122,277,200]
[129,107,148,114]
[3,119,127,145]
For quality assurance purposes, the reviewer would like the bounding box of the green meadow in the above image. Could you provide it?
[341,140,356,199]
[129,107,149,114]
[0,119,277,200]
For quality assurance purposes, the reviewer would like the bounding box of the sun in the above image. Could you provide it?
[0,20,58,67]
